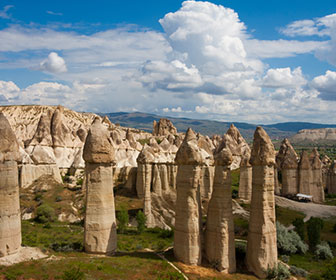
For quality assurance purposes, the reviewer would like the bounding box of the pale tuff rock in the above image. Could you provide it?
[136,145,155,198]
[136,145,155,227]
[175,128,203,166]
[322,155,331,190]
[29,113,53,146]
[276,139,299,196]
[0,113,20,163]
[84,118,117,254]
[152,164,162,196]
[246,126,277,279]
[51,106,73,147]
[310,149,325,203]
[174,128,203,265]
[205,147,236,273]
[0,113,21,257]
[199,165,215,202]
[298,151,312,195]
[218,124,250,170]
[153,118,177,136]
[292,128,336,142]
[238,153,252,201]
[327,161,336,194]
[83,117,115,164]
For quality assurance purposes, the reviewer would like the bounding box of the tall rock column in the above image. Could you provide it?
[328,161,336,194]
[310,149,325,203]
[276,139,298,196]
[137,145,155,227]
[174,128,203,265]
[298,151,312,196]
[83,117,117,254]
[246,127,278,278]
[238,154,252,202]
[205,147,236,273]
[0,113,21,257]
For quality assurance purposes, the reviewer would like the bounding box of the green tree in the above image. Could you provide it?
[117,207,129,234]
[307,217,324,250]
[293,217,305,240]
[136,210,146,234]
[35,204,55,223]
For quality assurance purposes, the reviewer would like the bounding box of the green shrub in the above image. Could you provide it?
[280,255,289,264]
[136,210,146,234]
[276,222,308,255]
[322,258,336,280]
[117,207,129,234]
[55,195,62,202]
[34,193,43,202]
[266,263,290,280]
[292,217,305,240]
[61,265,85,280]
[314,242,333,260]
[289,265,308,278]
[307,217,324,250]
[35,204,55,223]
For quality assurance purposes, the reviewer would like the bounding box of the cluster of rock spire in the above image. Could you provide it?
[0,107,333,278]
[275,139,325,202]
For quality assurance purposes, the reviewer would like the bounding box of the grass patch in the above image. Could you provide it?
[275,206,305,226]
[21,220,84,252]
[118,227,173,252]
[0,252,184,280]
[289,253,333,275]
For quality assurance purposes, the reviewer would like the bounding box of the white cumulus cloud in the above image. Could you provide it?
[311,70,336,100]
[262,67,306,88]
[39,52,67,73]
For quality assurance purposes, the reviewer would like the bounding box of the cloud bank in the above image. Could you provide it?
[0,1,335,124]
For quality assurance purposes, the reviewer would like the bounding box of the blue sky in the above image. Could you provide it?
[0,0,336,124]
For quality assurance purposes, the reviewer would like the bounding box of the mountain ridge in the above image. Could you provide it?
[102,111,336,140]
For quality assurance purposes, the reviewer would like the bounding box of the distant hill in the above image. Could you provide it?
[103,112,336,141]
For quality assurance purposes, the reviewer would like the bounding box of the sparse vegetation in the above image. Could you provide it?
[307,217,324,250]
[35,203,56,223]
[136,210,146,234]
[117,207,129,234]
[315,242,334,260]
[266,263,290,280]
[277,222,308,255]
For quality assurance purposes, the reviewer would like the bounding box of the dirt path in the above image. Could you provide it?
[275,195,336,220]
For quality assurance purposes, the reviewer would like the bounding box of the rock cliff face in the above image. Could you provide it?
[291,128,336,143]
[0,113,22,257]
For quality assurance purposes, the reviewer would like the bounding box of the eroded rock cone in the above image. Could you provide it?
[246,126,277,278]
[276,138,298,195]
[174,128,203,265]
[205,148,236,273]
[328,161,336,194]
[298,151,312,195]
[136,145,155,227]
[238,153,252,201]
[153,118,177,136]
[0,113,21,257]
[83,117,117,254]
[29,112,53,146]
[310,148,325,203]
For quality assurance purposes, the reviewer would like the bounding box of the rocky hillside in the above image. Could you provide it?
[104,112,336,140]
[290,128,336,145]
